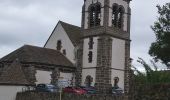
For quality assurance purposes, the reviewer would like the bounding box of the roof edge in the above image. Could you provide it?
[44,21,61,47]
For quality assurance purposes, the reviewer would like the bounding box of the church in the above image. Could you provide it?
[0,0,132,99]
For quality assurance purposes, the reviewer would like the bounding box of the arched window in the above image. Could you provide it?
[114,77,119,88]
[56,40,62,51]
[112,4,124,29]
[118,6,125,29]
[85,75,93,87]
[89,3,101,27]
[89,6,95,27]
[95,4,101,26]
[112,4,118,27]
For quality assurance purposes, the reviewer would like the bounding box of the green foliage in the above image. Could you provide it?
[134,58,170,100]
[149,3,170,67]
[134,58,170,84]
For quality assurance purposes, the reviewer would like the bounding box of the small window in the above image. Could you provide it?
[63,49,66,55]
[85,75,93,87]
[113,77,119,88]
[88,37,94,49]
[88,51,93,63]
[56,40,62,51]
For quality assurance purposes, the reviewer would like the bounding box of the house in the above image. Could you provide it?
[0,0,132,99]
[0,60,33,100]
[0,45,75,100]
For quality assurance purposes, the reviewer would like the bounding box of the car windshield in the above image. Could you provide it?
[47,85,55,88]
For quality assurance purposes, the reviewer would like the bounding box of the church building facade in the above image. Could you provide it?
[45,0,132,94]
[0,0,132,99]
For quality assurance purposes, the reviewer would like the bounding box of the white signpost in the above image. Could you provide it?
[57,77,70,100]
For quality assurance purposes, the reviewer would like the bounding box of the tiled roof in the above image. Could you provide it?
[0,45,74,68]
[0,59,31,85]
[60,21,82,46]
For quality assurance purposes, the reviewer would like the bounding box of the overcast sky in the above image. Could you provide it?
[0,0,169,69]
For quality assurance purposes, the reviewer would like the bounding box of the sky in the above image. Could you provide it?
[0,0,169,69]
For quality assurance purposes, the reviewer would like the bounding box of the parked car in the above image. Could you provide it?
[36,84,58,93]
[63,87,87,95]
[112,87,123,95]
[80,86,96,94]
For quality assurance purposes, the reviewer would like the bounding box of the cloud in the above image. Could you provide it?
[0,0,169,68]
[130,0,169,66]
[0,0,83,58]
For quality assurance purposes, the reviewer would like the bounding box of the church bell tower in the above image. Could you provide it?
[80,0,132,94]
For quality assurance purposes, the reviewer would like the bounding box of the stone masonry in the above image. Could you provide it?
[16,92,125,100]
[51,68,60,84]
[75,40,84,86]
[95,36,113,94]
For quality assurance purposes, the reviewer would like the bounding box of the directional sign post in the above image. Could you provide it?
[57,78,70,100]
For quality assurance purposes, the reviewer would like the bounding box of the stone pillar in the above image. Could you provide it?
[75,40,84,86]
[124,41,131,95]
[51,68,60,85]
[95,36,112,94]
[29,66,36,84]
[103,0,110,27]
[23,65,36,84]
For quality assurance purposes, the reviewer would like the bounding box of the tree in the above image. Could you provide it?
[149,3,170,68]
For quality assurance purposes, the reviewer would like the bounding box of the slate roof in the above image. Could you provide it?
[60,21,82,46]
[0,45,74,68]
[0,60,31,85]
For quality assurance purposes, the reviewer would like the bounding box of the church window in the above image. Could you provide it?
[57,40,62,51]
[89,3,101,27]
[63,49,66,55]
[90,6,95,27]
[95,4,101,26]
[112,4,124,29]
[118,6,125,29]
[88,37,94,49]
[88,51,93,63]
[112,4,118,27]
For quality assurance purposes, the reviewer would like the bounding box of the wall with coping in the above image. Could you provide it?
[16,92,125,100]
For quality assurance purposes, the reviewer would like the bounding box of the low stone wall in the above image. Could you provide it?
[16,92,125,100]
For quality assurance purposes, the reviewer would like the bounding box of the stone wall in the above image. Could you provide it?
[16,92,125,100]
[75,40,84,86]
[95,36,112,94]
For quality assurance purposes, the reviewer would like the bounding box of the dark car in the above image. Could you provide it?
[80,86,96,94]
[36,84,58,93]
[63,87,87,95]
[112,87,123,95]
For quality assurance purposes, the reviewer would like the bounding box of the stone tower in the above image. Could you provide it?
[79,0,132,94]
